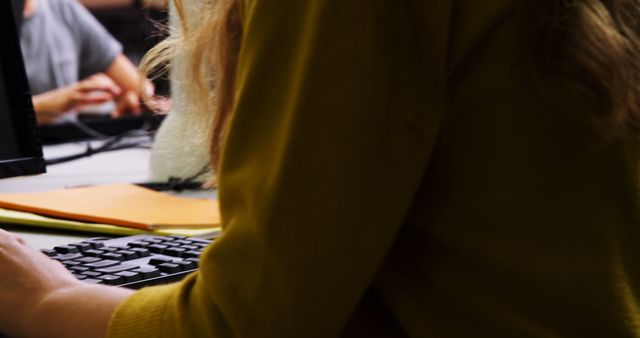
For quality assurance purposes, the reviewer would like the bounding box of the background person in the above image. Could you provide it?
[20,0,148,124]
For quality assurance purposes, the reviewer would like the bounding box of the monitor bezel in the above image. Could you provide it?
[0,0,46,179]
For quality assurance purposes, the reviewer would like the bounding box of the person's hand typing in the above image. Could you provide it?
[113,90,142,117]
[32,73,122,124]
[0,229,80,336]
[0,229,133,338]
[112,80,162,117]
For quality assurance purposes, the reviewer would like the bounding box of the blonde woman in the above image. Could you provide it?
[2,0,640,337]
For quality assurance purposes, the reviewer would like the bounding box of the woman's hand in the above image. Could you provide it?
[0,229,133,337]
[0,229,80,336]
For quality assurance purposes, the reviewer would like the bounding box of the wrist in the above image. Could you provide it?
[32,86,74,114]
[22,282,82,337]
[28,284,133,338]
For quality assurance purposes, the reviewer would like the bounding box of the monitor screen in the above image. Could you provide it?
[10,0,24,34]
[0,0,45,179]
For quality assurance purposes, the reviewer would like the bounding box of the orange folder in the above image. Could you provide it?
[0,183,220,230]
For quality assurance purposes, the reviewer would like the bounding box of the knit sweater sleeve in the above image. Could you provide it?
[108,1,443,337]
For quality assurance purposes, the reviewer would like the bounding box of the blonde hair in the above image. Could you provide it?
[141,0,640,172]
[530,0,640,131]
[140,0,241,171]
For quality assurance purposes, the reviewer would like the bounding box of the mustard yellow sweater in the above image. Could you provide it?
[109,0,640,337]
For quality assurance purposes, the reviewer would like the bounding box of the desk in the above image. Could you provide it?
[0,141,215,248]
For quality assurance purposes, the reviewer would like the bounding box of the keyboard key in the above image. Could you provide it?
[83,240,105,249]
[141,238,163,244]
[148,244,168,254]
[76,256,102,264]
[157,263,181,273]
[54,245,79,254]
[68,242,93,252]
[115,271,142,283]
[40,249,57,257]
[98,274,125,285]
[128,241,149,248]
[53,253,84,261]
[101,253,125,261]
[69,266,90,272]
[73,274,87,280]
[82,278,103,284]
[132,267,161,279]
[173,260,196,270]
[95,264,137,274]
[83,249,105,257]
[190,238,212,245]
[116,250,138,260]
[183,250,201,259]
[129,248,150,257]
[186,257,200,267]
[84,259,120,268]
[80,271,103,278]
[148,257,173,266]
[164,247,187,257]
[62,260,82,267]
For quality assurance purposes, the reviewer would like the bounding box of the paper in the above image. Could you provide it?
[0,183,220,230]
[0,208,220,237]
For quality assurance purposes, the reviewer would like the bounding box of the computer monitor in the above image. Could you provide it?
[0,0,46,179]
[10,0,24,34]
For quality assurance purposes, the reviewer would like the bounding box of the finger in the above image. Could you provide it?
[83,73,116,87]
[77,85,122,97]
[72,91,115,106]
[112,96,128,118]
[0,228,24,246]
[77,77,122,96]
[113,91,142,117]
[127,92,142,115]
[144,81,155,98]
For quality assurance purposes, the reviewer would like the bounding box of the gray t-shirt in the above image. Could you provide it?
[19,0,122,95]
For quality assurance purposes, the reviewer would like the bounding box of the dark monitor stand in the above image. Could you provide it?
[0,0,46,179]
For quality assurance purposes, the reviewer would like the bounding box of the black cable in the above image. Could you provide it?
[44,140,151,165]
[68,117,109,139]
[44,130,154,165]
[136,179,207,192]
[44,114,159,165]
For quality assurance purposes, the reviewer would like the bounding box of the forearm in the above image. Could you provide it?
[30,284,133,338]
[105,54,152,115]
[106,54,145,95]
[32,89,68,113]
[31,90,71,124]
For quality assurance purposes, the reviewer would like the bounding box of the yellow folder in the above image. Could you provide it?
[0,208,219,238]
[0,183,220,230]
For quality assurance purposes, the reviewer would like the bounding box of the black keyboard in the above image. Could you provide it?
[41,234,215,289]
[37,113,165,145]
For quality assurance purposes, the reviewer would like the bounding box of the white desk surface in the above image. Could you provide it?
[0,141,216,248]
